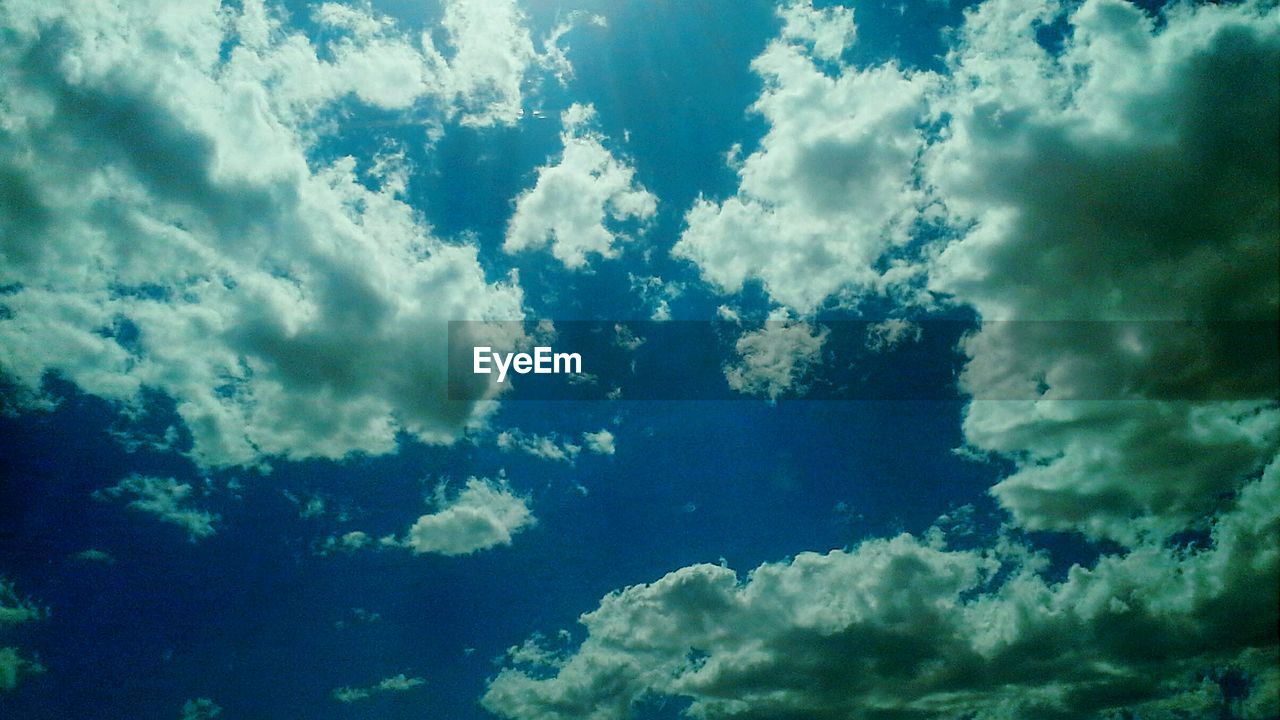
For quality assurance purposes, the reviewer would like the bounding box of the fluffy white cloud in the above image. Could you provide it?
[582,429,615,456]
[505,104,657,269]
[723,312,828,401]
[333,673,425,703]
[484,460,1280,719]
[0,0,535,468]
[401,477,534,556]
[95,475,219,541]
[673,0,933,312]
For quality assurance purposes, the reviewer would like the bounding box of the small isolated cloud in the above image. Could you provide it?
[497,430,581,463]
[333,673,425,703]
[582,429,615,456]
[724,313,828,401]
[401,478,534,556]
[319,531,372,556]
[179,698,221,720]
[505,104,657,269]
[95,476,218,541]
[864,318,922,352]
[72,549,116,565]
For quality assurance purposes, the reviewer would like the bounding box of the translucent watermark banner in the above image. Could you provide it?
[447,320,1280,402]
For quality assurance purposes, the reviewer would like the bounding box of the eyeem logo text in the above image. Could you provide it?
[474,346,582,384]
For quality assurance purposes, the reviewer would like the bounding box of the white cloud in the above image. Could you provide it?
[723,312,828,401]
[179,698,222,720]
[0,647,44,693]
[497,429,582,463]
[95,475,219,541]
[401,478,534,556]
[484,461,1280,719]
[0,578,45,693]
[505,104,657,269]
[0,0,531,468]
[333,673,425,703]
[484,2,1280,717]
[864,318,921,352]
[672,1,933,312]
[73,549,116,565]
[924,0,1280,544]
[582,429,615,456]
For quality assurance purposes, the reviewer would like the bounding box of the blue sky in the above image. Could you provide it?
[0,1,1278,719]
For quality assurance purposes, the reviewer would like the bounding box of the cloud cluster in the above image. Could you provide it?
[0,0,541,468]
[487,0,1280,716]
[401,477,534,556]
[95,475,219,541]
[485,460,1280,719]
[505,104,657,269]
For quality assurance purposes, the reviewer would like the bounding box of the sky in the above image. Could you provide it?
[0,0,1277,719]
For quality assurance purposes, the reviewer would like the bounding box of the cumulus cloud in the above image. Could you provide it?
[673,0,933,311]
[925,0,1280,544]
[95,475,219,541]
[401,478,534,556]
[505,104,657,269]
[723,312,828,401]
[484,461,1280,719]
[0,0,539,468]
[582,429,615,456]
[333,673,425,703]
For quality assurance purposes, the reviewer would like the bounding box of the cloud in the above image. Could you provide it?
[582,429,615,456]
[180,696,222,717]
[864,318,922,352]
[484,1,1280,717]
[924,0,1280,544]
[179,698,222,720]
[0,0,531,468]
[95,475,219,541]
[72,549,116,565]
[672,0,934,312]
[401,478,534,556]
[505,104,657,269]
[484,461,1280,719]
[0,578,45,693]
[723,312,828,401]
[497,429,582,463]
[424,0,557,127]
[333,673,425,703]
